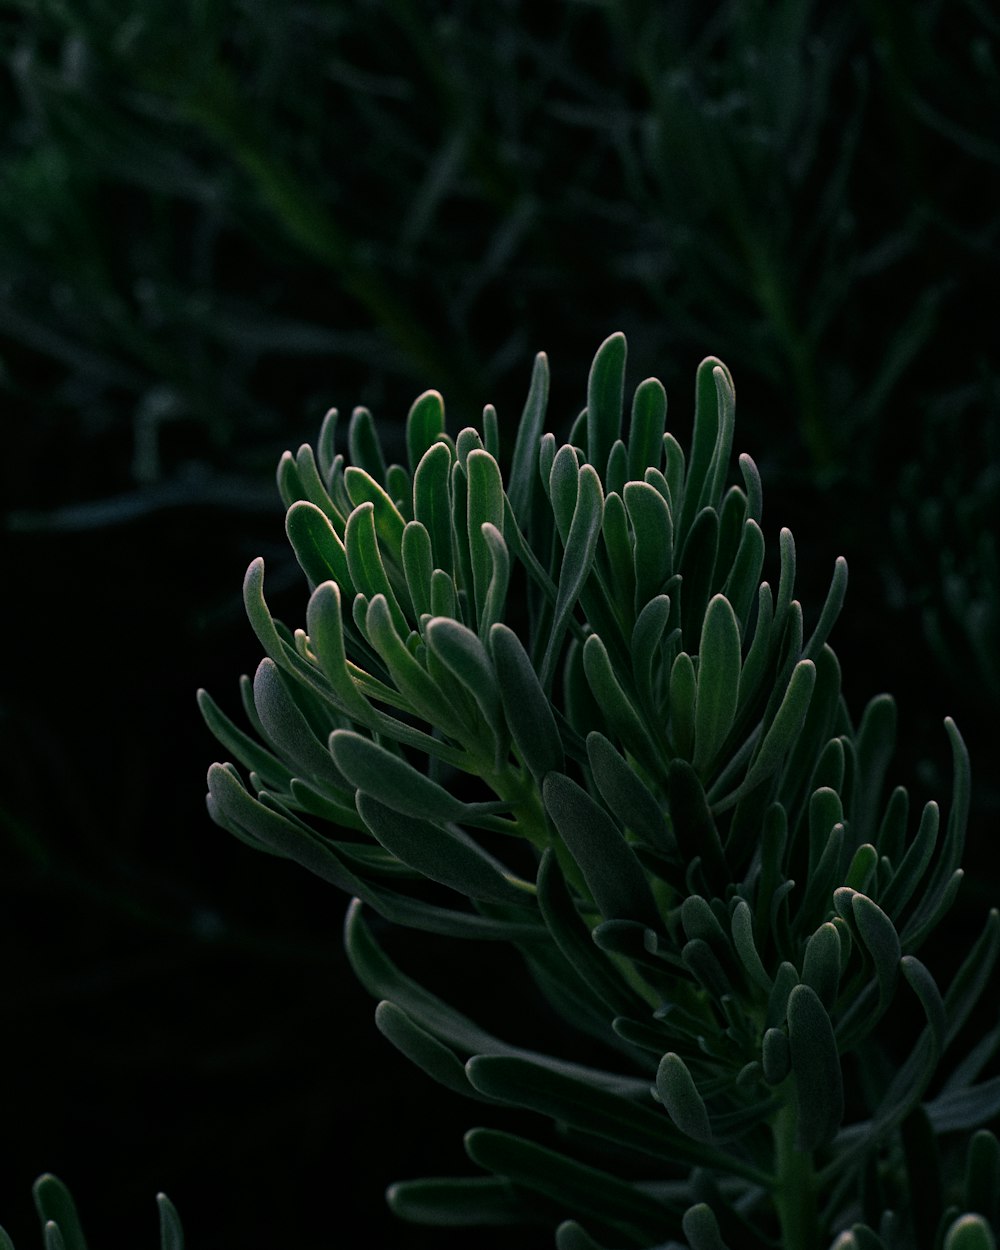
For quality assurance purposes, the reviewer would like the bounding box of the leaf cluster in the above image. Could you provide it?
[187,335,999,1248]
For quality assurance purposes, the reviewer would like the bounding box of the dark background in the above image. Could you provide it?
[2,3,998,1247]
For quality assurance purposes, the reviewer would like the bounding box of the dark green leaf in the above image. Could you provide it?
[881,800,939,920]
[942,1216,997,1250]
[555,1222,610,1250]
[605,439,628,497]
[401,520,434,620]
[655,1053,712,1144]
[329,731,463,821]
[693,594,741,776]
[375,1000,480,1099]
[802,922,842,1010]
[344,465,407,564]
[348,404,387,480]
[32,1177,86,1250]
[803,556,849,662]
[285,500,353,592]
[624,480,673,611]
[252,658,346,790]
[723,520,765,637]
[156,1193,184,1250]
[355,793,528,904]
[388,1176,529,1227]
[542,772,659,927]
[345,502,409,636]
[678,507,719,651]
[508,352,549,531]
[586,331,626,477]
[683,1202,731,1250]
[964,1131,1000,1224]
[586,731,672,851]
[413,440,455,577]
[667,759,728,894]
[406,390,446,476]
[628,376,667,482]
[583,634,663,782]
[490,623,564,781]
[542,464,605,688]
[762,1027,791,1085]
[305,581,373,722]
[466,449,506,630]
[787,983,843,1149]
[731,899,772,992]
[464,1127,673,1244]
[852,893,901,1015]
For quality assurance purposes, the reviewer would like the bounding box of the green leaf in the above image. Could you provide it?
[425,617,507,759]
[628,377,667,482]
[803,555,849,661]
[348,404,387,480]
[285,500,354,592]
[730,899,773,992]
[330,731,463,821]
[32,1177,87,1250]
[355,793,527,904]
[787,983,843,1150]
[583,634,663,780]
[586,731,672,851]
[490,623,564,782]
[345,502,409,636]
[693,594,741,776]
[772,527,797,643]
[881,800,939,920]
[305,581,373,722]
[679,357,730,536]
[364,594,464,737]
[508,351,549,531]
[655,1053,712,1144]
[196,687,295,793]
[478,522,511,638]
[541,463,605,688]
[850,694,897,847]
[413,440,455,576]
[542,772,659,927]
[723,519,765,636]
[400,520,434,620]
[44,1225,65,1250]
[252,658,347,791]
[387,1177,528,1227]
[344,465,407,564]
[942,908,1000,1047]
[586,331,626,477]
[467,1054,721,1170]
[762,1027,791,1085]
[550,443,581,544]
[678,507,720,651]
[851,892,901,1015]
[156,1194,184,1250]
[624,480,673,611]
[943,1216,997,1250]
[464,1128,672,1244]
[964,1131,1000,1224]
[631,594,675,720]
[466,449,506,629]
[669,651,697,761]
[667,759,728,894]
[738,453,763,524]
[723,659,816,809]
[802,922,842,1010]
[536,850,637,1017]
[406,390,446,476]
[605,439,628,497]
[737,582,774,713]
[683,1202,732,1250]
[555,1222,610,1250]
[601,492,637,629]
[375,1000,481,1099]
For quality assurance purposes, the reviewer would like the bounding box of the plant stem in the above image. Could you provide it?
[772,1098,818,1250]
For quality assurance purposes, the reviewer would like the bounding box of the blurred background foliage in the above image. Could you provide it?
[1,1,997,1247]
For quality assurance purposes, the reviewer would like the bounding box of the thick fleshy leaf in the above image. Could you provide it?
[413,440,454,576]
[252,658,346,790]
[464,1128,672,1244]
[683,1203,731,1250]
[762,1027,791,1085]
[943,1216,997,1250]
[330,731,464,821]
[730,899,772,992]
[787,983,843,1150]
[624,480,673,611]
[722,659,816,809]
[627,376,667,483]
[803,556,849,661]
[490,623,563,782]
[583,634,664,782]
[586,731,671,851]
[542,772,659,927]
[667,759,728,893]
[605,439,628,497]
[348,405,387,479]
[541,464,604,688]
[400,520,434,620]
[679,357,731,535]
[678,507,719,650]
[406,390,447,476]
[555,1222,610,1250]
[344,465,407,563]
[586,331,626,477]
[285,499,353,593]
[375,1000,481,1099]
[693,595,741,776]
[345,502,409,636]
[355,793,528,904]
[964,1130,1000,1224]
[466,1055,722,1170]
[32,1177,86,1250]
[466,450,506,627]
[535,851,637,1017]
[655,1053,712,1144]
[802,922,842,1010]
[507,352,549,531]
[425,617,506,755]
[387,1177,529,1227]
[156,1194,184,1250]
[881,800,939,920]
[851,892,901,1015]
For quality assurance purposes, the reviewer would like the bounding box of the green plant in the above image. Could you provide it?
[6,335,997,1248]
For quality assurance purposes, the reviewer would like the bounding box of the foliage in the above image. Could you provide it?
[7,336,975,1248]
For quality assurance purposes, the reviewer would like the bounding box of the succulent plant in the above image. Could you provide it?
[6,335,996,1249]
